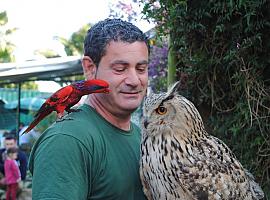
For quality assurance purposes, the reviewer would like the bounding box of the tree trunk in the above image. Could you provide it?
[167,34,177,88]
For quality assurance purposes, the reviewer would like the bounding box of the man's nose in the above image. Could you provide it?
[125,68,140,86]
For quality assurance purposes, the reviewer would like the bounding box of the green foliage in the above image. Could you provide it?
[142,0,270,196]
[21,82,38,90]
[34,48,60,58]
[53,24,89,85]
[58,24,91,56]
[2,81,38,90]
[0,11,17,63]
[167,36,177,87]
[0,12,8,26]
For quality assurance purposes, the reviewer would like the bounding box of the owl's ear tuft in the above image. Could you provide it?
[168,81,181,96]
[160,81,181,104]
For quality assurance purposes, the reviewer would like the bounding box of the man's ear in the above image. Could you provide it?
[82,56,97,79]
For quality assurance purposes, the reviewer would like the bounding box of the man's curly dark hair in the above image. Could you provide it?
[84,18,149,66]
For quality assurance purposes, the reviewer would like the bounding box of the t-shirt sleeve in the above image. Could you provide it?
[30,133,92,200]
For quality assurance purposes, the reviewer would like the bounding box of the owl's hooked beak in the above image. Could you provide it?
[143,119,149,129]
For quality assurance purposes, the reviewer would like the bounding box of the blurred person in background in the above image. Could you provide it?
[4,147,21,200]
[9,123,25,138]
[0,135,28,181]
[18,124,41,156]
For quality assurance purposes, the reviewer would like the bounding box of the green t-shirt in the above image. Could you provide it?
[29,104,146,200]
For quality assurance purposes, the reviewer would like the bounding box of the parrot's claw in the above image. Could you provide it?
[66,108,82,114]
[56,118,74,122]
[56,118,64,123]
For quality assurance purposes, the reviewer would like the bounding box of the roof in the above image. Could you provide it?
[0,56,83,84]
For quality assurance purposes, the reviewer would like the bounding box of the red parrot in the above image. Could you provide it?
[22,79,110,134]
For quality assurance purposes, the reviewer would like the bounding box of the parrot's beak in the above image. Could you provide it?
[87,79,110,94]
[88,85,110,93]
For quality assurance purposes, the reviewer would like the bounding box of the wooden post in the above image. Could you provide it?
[16,82,21,145]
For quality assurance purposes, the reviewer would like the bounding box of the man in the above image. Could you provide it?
[18,124,40,156]
[29,18,149,199]
[0,135,28,181]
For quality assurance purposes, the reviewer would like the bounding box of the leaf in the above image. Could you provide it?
[0,11,8,26]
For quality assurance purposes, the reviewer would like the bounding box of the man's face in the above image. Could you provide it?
[4,139,17,149]
[92,41,148,117]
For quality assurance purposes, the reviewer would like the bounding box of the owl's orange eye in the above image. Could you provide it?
[156,106,167,115]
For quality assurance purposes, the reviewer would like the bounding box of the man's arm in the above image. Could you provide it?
[29,133,92,200]
[18,151,28,180]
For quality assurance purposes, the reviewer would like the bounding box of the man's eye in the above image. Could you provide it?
[114,67,125,72]
[137,68,146,73]
[116,68,125,72]
[137,66,147,73]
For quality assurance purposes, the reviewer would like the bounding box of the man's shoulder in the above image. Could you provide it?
[37,104,106,145]
[56,106,100,129]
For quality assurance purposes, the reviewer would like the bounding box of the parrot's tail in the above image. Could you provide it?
[21,110,51,135]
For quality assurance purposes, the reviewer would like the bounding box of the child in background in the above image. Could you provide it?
[4,147,21,200]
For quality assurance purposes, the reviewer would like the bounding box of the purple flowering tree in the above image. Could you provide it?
[148,42,168,92]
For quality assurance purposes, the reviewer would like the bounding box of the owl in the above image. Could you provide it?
[140,82,264,200]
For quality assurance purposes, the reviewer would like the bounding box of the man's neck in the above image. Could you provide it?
[87,96,131,131]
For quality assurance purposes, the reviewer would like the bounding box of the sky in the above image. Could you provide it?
[1,0,153,61]
[1,0,110,61]
[1,0,154,92]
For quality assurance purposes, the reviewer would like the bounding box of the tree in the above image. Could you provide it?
[33,48,60,58]
[142,0,270,196]
[0,11,16,63]
[148,39,168,92]
[109,0,141,22]
[57,24,91,56]
[0,11,38,90]
[141,0,182,87]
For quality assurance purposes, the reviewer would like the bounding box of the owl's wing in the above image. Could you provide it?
[172,134,263,199]
[139,168,153,200]
[244,168,264,199]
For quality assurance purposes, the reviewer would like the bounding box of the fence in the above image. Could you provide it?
[0,88,52,130]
